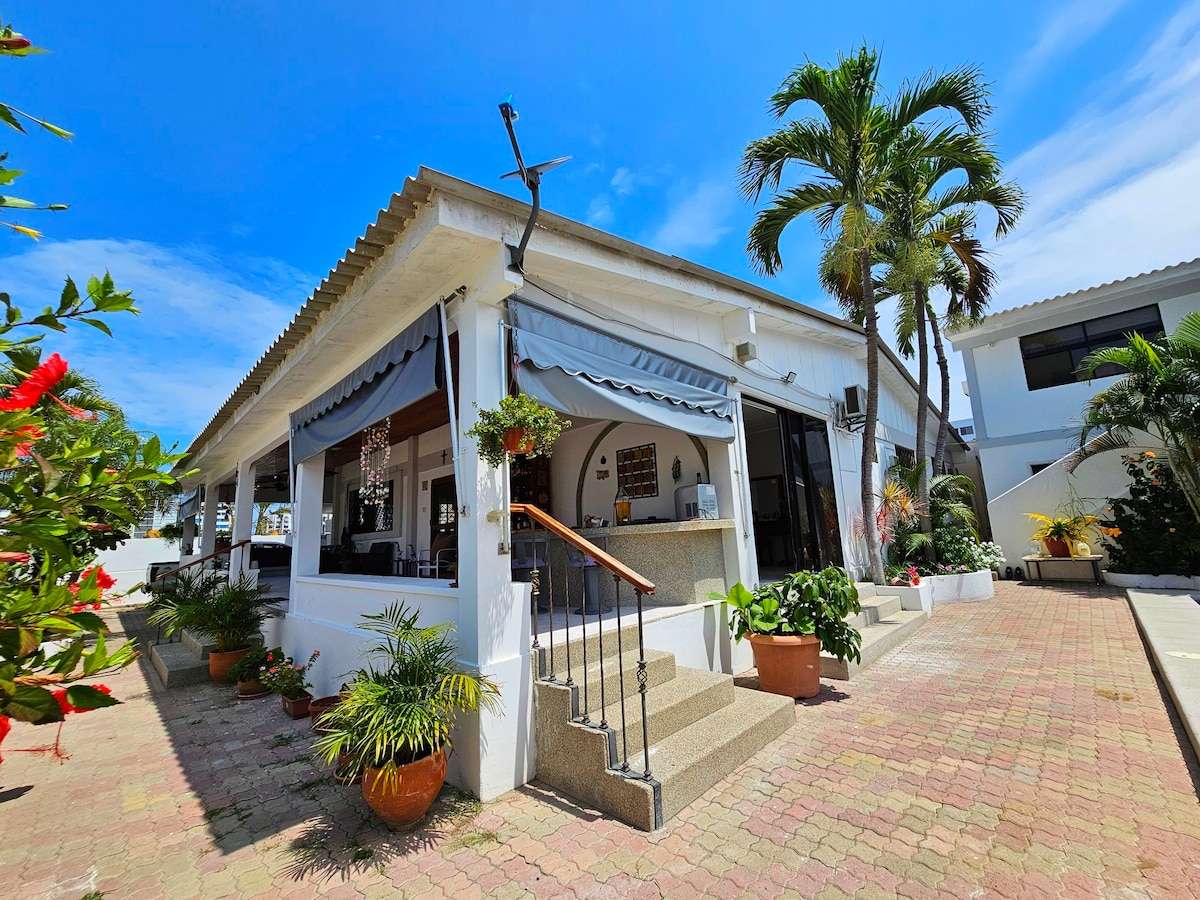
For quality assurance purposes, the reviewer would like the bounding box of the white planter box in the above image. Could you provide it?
[890,569,995,613]
[1102,572,1200,590]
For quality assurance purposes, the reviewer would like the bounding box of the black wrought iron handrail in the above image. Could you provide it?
[151,539,252,583]
[513,503,660,795]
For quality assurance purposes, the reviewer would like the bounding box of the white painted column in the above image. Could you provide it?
[199,484,219,558]
[291,451,326,588]
[181,516,197,557]
[450,251,533,801]
[231,458,255,576]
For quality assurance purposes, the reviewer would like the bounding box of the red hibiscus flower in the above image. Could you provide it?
[80,566,117,591]
[0,551,31,564]
[0,714,9,761]
[0,353,68,411]
[5,424,45,456]
[52,684,112,715]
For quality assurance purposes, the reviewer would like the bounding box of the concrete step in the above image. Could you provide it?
[180,628,213,659]
[628,686,795,824]
[821,608,928,680]
[597,666,734,755]
[543,648,676,714]
[149,641,210,688]
[534,612,641,676]
[855,581,879,599]
[848,594,902,629]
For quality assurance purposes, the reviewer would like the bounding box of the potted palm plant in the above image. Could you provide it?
[712,568,862,699]
[314,602,500,830]
[147,570,279,684]
[465,393,571,468]
[1027,513,1098,558]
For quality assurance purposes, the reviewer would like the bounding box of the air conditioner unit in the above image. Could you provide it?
[734,341,758,363]
[844,384,867,417]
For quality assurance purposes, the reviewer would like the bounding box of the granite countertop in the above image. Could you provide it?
[574,519,735,538]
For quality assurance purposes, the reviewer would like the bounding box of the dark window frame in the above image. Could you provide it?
[1019,304,1164,391]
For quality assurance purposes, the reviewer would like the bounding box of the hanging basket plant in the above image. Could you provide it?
[466,393,571,468]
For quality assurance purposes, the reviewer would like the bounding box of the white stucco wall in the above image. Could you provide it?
[93,537,178,603]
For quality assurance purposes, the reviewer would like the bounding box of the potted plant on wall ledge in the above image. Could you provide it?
[314,602,501,830]
[1026,513,1098,558]
[147,570,279,684]
[712,568,862,699]
[465,393,571,468]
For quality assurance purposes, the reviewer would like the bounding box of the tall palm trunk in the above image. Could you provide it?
[930,313,951,475]
[860,245,886,584]
[913,280,934,562]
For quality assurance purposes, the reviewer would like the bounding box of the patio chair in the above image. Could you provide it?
[417,532,457,579]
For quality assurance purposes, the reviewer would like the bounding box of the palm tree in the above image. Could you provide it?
[740,47,991,584]
[1065,311,1200,523]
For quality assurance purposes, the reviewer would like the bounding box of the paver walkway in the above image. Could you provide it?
[2,581,1199,898]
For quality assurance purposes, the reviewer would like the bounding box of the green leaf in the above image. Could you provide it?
[5,684,63,723]
[0,194,37,209]
[65,684,118,710]
[0,104,26,133]
[77,317,112,337]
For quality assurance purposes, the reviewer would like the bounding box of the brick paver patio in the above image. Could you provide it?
[2,581,1199,898]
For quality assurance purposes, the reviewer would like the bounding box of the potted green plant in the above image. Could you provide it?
[464,393,571,468]
[228,645,273,700]
[712,568,862,699]
[261,649,320,718]
[1026,513,1098,558]
[147,570,279,684]
[314,602,500,830]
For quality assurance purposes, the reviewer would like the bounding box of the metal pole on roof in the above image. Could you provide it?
[438,297,464,519]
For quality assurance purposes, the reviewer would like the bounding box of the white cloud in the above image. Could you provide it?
[586,195,614,227]
[0,239,311,443]
[648,181,737,254]
[991,1,1200,306]
[1009,0,1132,91]
[610,166,646,197]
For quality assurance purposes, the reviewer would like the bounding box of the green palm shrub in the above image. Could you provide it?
[314,603,501,782]
[147,570,276,652]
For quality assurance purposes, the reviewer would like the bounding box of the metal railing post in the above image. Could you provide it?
[614,574,630,772]
[635,588,652,781]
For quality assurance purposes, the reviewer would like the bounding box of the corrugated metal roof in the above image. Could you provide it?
[179,178,432,464]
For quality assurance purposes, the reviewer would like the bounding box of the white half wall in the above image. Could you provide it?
[93,538,178,603]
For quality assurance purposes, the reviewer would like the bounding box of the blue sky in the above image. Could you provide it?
[3,1,1199,448]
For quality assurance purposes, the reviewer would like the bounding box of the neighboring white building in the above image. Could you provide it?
[950,258,1200,570]
[173,168,935,823]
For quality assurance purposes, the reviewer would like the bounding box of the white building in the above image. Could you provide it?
[950,258,1200,570]
[174,168,933,827]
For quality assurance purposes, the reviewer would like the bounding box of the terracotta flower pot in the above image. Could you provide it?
[309,695,341,732]
[1044,537,1071,558]
[281,691,313,719]
[236,677,271,700]
[361,746,447,830]
[335,751,361,786]
[208,647,250,685]
[502,428,534,455]
[748,633,821,699]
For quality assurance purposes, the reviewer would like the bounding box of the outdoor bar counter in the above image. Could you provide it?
[531,518,734,608]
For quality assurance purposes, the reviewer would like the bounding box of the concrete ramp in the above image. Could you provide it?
[1126,589,1200,760]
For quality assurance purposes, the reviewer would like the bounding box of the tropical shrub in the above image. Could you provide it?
[313,603,500,782]
[935,531,1005,571]
[714,568,863,663]
[147,570,277,653]
[1100,453,1200,576]
[227,645,273,684]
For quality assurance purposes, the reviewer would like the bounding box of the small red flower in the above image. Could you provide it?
[71,605,83,613]
[0,353,68,411]
[0,714,9,761]
[0,551,31,564]
[91,602,102,610]
[6,424,45,456]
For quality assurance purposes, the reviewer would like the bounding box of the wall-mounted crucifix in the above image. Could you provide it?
[441,449,448,464]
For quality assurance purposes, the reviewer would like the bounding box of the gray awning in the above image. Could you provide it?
[510,299,734,441]
[177,488,199,520]
[289,306,442,462]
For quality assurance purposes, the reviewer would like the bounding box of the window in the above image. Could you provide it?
[616,443,658,498]
[895,446,916,469]
[348,480,394,535]
[1019,304,1164,391]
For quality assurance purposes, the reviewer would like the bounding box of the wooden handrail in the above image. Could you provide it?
[152,539,253,582]
[510,503,655,595]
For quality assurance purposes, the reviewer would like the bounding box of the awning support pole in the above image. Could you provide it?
[439,298,465,518]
